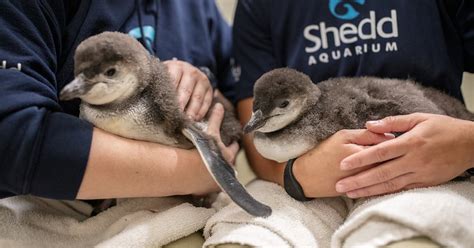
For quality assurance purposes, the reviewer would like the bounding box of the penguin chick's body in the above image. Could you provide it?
[245,68,474,163]
[79,60,192,147]
[61,31,240,148]
[60,32,272,218]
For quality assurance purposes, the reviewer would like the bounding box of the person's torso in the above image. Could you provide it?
[267,0,465,99]
[58,0,221,115]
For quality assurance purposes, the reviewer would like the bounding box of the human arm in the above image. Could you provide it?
[0,1,236,200]
[76,128,217,198]
[77,102,239,199]
[335,113,474,198]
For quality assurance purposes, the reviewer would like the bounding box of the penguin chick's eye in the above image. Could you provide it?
[104,68,117,77]
[279,100,289,108]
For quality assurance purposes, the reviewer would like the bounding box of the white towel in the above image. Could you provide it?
[0,195,215,248]
[204,179,474,248]
[332,178,474,248]
[204,180,353,248]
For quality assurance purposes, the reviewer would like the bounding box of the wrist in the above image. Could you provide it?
[292,156,310,197]
[284,157,312,201]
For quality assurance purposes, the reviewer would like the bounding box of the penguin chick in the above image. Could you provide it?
[60,32,271,217]
[244,68,474,163]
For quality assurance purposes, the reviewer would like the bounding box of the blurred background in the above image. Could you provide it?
[215,0,474,112]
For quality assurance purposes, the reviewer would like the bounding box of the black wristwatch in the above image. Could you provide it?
[284,158,313,201]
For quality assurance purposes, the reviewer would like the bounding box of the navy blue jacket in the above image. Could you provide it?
[233,0,474,102]
[0,0,235,199]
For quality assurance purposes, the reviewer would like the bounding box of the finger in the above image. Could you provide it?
[185,79,210,120]
[336,158,412,192]
[340,137,409,170]
[164,62,183,88]
[207,103,224,136]
[196,89,213,120]
[344,173,416,198]
[365,113,428,134]
[347,129,395,145]
[227,142,240,155]
[177,73,197,112]
[219,142,240,165]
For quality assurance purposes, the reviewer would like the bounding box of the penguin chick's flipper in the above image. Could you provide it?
[182,126,272,217]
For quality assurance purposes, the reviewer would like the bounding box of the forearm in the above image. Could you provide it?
[76,128,213,199]
[292,149,362,198]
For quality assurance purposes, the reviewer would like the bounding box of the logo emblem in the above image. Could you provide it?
[128,26,155,51]
[329,0,366,20]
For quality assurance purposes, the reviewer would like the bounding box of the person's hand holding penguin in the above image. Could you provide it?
[163,59,240,166]
[164,60,214,121]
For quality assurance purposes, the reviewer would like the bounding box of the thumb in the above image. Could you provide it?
[207,103,224,136]
[365,113,428,134]
[227,142,240,155]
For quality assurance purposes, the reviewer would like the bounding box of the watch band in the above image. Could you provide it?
[284,158,312,201]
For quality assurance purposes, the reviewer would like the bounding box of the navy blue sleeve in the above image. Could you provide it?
[233,0,277,102]
[452,0,474,73]
[205,0,238,103]
[0,1,92,199]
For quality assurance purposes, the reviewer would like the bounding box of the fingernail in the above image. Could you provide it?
[187,114,194,120]
[346,192,358,198]
[384,133,396,139]
[366,120,382,126]
[340,161,351,170]
[336,182,347,193]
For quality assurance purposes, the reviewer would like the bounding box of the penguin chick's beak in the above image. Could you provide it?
[60,74,88,101]
[243,110,266,133]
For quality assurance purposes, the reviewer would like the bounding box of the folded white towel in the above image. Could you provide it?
[204,179,474,248]
[332,179,474,248]
[204,180,353,247]
[0,196,215,248]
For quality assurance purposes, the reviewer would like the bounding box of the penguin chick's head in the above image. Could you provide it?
[60,32,153,105]
[244,68,321,134]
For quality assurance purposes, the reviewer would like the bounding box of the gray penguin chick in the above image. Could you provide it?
[60,32,271,217]
[244,68,474,163]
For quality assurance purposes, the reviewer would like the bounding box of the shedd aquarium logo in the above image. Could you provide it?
[329,0,366,20]
[303,1,399,66]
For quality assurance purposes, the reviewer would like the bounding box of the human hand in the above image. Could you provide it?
[293,129,394,198]
[205,102,240,165]
[336,113,474,198]
[164,60,213,121]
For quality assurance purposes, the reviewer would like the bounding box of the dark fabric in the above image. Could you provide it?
[0,0,234,200]
[233,0,474,102]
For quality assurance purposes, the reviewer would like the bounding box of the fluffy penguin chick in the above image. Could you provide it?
[60,32,271,217]
[245,68,474,163]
